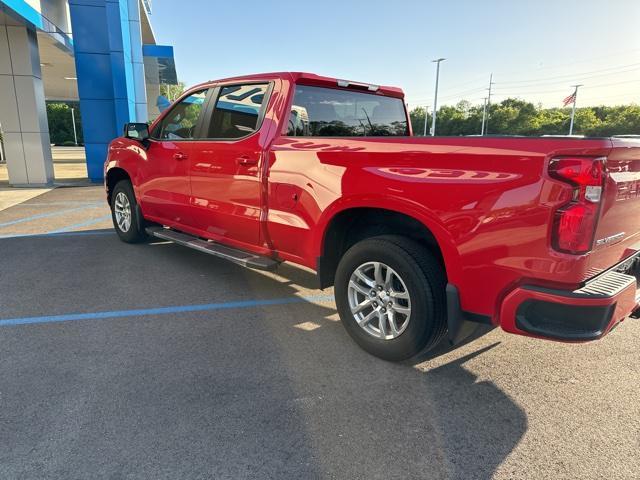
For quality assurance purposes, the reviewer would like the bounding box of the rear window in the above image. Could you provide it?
[286,85,408,137]
[206,84,268,139]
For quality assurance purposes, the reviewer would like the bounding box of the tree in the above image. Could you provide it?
[46,102,83,145]
[160,82,186,102]
[409,106,430,136]
[409,100,639,137]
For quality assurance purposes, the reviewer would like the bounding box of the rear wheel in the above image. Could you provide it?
[334,235,447,361]
[110,180,148,243]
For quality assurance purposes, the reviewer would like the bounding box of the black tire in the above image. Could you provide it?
[110,180,148,243]
[334,235,447,362]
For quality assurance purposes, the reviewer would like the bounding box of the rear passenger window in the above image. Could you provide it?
[286,85,408,137]
[206,84,268,139]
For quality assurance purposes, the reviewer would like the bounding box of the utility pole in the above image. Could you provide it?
[430,58,446,136]
[485,73,494,135]
[568,84,583,135]
[422,106,429,136]
[71,107,78,146]
[480,97,488,136]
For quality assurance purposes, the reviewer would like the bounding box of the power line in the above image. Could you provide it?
[578,92,639,102]
[490,48,640,78]
[408,60,640,104]
[428,72,493,93]
[408,49,640,98]
[492,78,640,97]
[410,48,640,97]
[434,65,639,100]
[410,72,639,105]
[495,65,640,89]
[410,86,487,103]
[495,62,640,86]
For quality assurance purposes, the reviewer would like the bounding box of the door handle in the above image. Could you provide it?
[173,152,189,161]
[236,156,257,166]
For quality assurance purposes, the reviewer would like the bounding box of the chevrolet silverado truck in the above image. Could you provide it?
[104,72,640,361]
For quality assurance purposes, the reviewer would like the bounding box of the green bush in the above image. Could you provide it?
[411,100,640,137]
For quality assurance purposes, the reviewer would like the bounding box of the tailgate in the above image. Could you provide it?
[592,137,640,265]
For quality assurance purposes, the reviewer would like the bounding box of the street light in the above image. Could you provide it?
[71,107,78,146]
[422,106,429,137]
[430,58,446,136]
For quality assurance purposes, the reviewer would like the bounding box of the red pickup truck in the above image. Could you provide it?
[104,72,640,361]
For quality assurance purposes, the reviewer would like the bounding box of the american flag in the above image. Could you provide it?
[562,91,576,107]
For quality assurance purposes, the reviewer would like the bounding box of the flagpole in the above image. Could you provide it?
[568,84,583,135]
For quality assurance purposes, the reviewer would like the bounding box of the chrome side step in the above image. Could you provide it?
[146,226,280,271]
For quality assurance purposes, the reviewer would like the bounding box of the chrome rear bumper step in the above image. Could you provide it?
[146,227,280,271]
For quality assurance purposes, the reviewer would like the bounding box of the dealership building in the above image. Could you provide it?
[0,0,176,185]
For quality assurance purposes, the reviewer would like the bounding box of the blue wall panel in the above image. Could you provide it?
[142,44,174,58]
[69,0,146,182]
[74,53,113,99]
[79,100,118,144]
[0,0,44,28]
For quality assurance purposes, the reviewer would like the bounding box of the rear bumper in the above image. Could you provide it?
[499,270,638,341]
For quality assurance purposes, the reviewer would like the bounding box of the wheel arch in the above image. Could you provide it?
[315,201,462,289]
[105,167,132,205]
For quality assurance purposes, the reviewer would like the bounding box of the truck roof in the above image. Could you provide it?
[190,72,405,98]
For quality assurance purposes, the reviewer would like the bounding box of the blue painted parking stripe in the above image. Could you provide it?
[47,214,112,234]
[11,201,103,207]
[0,294,335,327]
[0,230,115,239]
[0,205,101,228]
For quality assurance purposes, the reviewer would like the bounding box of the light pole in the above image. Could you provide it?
[568,84,583,135]
[71,107,78,146]
[430,58,445,136]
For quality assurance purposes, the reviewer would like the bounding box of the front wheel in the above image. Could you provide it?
[110,180,148,243]
[334,235,448,362]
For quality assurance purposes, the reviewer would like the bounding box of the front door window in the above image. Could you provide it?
[153,89,209,140]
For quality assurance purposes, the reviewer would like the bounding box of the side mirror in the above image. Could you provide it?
[124,122,150,141]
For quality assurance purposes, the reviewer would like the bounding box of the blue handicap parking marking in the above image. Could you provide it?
[0,294,335,327]
[0,204,102,229]
[0,230,115,239]
[47,214,112,234]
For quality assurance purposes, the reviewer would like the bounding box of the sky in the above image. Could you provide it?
[149,0,640,110]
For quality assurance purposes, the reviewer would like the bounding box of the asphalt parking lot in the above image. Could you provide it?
[0,186,638,479]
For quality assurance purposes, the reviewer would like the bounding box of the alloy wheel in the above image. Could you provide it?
[347,261,412,340]
[114,191,132,233]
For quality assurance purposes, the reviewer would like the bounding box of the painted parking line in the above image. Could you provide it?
[0,204,102,228]
[0,294,335,327]
[0,230,115,239]
[11,201,103,207]
[0,214,112,238]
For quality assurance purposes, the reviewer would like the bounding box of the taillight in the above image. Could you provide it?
[549,157,606,254]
